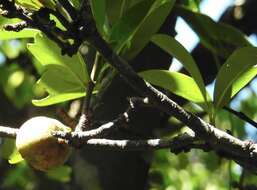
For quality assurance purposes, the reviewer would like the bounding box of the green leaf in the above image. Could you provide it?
[27,33,88,83]
[9,149,24,164]
[32,64,86,106]
[110,0,155,51]
[1,139,24,164]
[32,92,85,106]
[46,165,72,182]
[0,29,39,40]
[105,0,126,25]
[38,64,85,94]
[176,6,251,58]
[16,0,56,9]
[15,0,41,9]
[1,139,16,159]
[151,34,209,103]
[124,0,175,59]
[90,0,109,37]
[214,47,257,109]
[27,33,89,106]
[140,70,207,105]
[111,0,175,59]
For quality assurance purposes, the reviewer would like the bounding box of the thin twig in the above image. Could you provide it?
[0,124,206,154]
[75,52,101,132]
[55,97,150,143]
[224,107,257,129]
[84,135,197,151]
[58,0,77,20]
[0,126,18,138]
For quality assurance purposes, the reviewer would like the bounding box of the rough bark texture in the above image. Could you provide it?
[72,12,177,190]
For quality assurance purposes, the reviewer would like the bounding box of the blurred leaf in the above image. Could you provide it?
[2,161,35,189]
[0,29,39,40]
[0,139,24,164]
[151,34,209,103]
[214,47,257,110]
[240,92,257,119]
[16,0,56,9]
[71,0,82,9]
[140,70,207,105]
[9,148,24,164]
[1,139,16,159]
[176,6,251,58]
[105,0,127,25]
[181,0,202,11]
[46,165,72,182]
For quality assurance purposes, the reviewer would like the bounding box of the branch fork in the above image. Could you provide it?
[1,0,257,173]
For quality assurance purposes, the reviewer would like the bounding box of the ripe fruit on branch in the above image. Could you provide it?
[16,116,71,171]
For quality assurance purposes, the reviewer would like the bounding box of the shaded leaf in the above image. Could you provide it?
[176,6,251,58]
[1,139,16,159]
[46,165,72,182]
[0,139,24,164]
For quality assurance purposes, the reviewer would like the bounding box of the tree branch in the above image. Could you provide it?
[2,0,257,172]
[0,124,207,154]
[224,107,257,129]
[0,126,18,138]
[83,133,199,151]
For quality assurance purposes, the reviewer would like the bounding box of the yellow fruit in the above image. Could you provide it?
[16,116,71,171]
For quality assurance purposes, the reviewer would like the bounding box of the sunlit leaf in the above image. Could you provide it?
[9,149,24,164]
[27,33,88,84]
[27,33,89,105]
[38,64,85,94]
[214,47,257,109]
[151,34,209,103]
[140,70,207,105]
[32,92,85,106]
[0,29,39,40]
[32,64,86,106]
